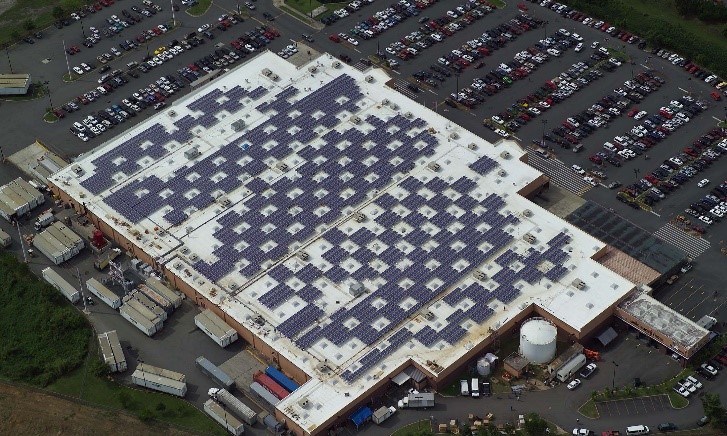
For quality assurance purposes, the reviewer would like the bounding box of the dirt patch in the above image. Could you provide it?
[0,382,194,436]
[0,0,16,17]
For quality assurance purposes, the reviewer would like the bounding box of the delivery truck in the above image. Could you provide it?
[42,267,80,303]
[397,392,435,409]
[372,406,396,424]
[86,277,122,309]
[34,209,55,230]
[208,388,257,425]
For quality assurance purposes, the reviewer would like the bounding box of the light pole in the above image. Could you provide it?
[5,47,13,74]
[543,20,548,39]
[455,73,460,98]
[43,80,54,110]
[633,168,640,181]
[541,119,548,147]
[612,361,619,390]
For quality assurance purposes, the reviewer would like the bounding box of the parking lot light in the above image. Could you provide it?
[5,48,12,74]
[612,361,619,389]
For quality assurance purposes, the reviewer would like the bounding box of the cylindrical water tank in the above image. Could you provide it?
[519,318,557,364]
[476,358,491,376]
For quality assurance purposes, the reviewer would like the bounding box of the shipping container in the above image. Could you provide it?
[264,366,299,393]
[196,356,235,390]
[249,382,280,406]
[208,388,257,425]
[136,363,186,383]
[137,284,173,313]
[195,309,238,348]
[98,330,127,372]
[124,290,167,321]
[253,372,288,400]
[0,228,11,247]
[119,304,158,336]
[86,277,122,309]
[145,277,183,308]
[132,369,187,397]
[204,399,245,436]
[122,299,163,331]
[41,267,80,303]
[257,411,284,432]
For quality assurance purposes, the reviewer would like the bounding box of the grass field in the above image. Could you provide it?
[187,0,212,17]
[0,0,86,47]
[285,0,348,17]
[392,420,433,436]
[562,0,727,78]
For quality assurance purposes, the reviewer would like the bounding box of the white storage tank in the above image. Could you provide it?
[519,317,557,364]
[476,358,491,376]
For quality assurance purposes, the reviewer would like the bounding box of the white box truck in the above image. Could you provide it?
[556,353,587,382]
[208,388,257,425]
[204,399,244,436]
[41,267,80,303]
[372,406,396,424]
[86,277,122,309]
[397,393,435,409]
[460,379,469,396]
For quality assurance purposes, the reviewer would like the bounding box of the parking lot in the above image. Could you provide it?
[596,395,671,418]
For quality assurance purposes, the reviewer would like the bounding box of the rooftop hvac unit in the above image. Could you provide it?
[270,73,280,81]
[354,212,366,223]
[216,196,231,207]
[468,143,478,150]
[523,233,536,244]
[498,169,507,177]
[229,283,239,290]
[333,61,342,68]
[168,110,177,117]
[365,75,374,82]
[189,254,199,262]
[71,165,85,176]
[298,398,310,408]
[424,311,435,321]
[308,66,317,73]
[262,68,273,77]
[231,119,246,131]
[349,281,365,297]
[427,162,441,172]
[350,116,361,124]
[404,111,413,118]
[382,99,390,106]
[390,103,399,110]
[449,132,459,139]
[523,209,533,217]
[276,162,289,172]
[572,279,586,290]
[173,262,182,269]
[473,270,488,281]
[318,364,330,373]
[181,247,191,255]
[184,147,201,160]
[298,251,309,261]
[500,151,511,159]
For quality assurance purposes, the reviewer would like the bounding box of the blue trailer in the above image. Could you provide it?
[350,406,373,428]
[265,366,299,393]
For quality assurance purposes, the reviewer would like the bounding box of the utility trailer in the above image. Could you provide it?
[121,298,163,331]
[253,371,289,400]
[132,368,187,397]
[195,309,238,347]
[204,399,244,435]
[124,289,167,321]
[119,304,159,336]
[41,267,80,303]
[209,388,257,425]
[144,277,183,308]
[137,284,173,313]
[250,382,280,406]
[196,356,235,390]
[86,277,122,309]
[0,228,10,247]
[98,330,127,372]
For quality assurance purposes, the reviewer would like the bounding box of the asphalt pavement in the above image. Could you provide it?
[2,0,727,434]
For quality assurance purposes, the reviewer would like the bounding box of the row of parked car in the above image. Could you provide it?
[69,74,187,141]
[381,1,496,61]
[618,126,723,214]
[555,71,664,150]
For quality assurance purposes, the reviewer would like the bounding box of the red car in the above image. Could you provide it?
[711,91,722,101]
[328,34,341,43]
[517,3,528,11]
[627,108,638,117]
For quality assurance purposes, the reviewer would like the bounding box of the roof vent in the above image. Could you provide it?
[468,143,478,150]
[365,75,374,83]
[354,212,366,223]
[523,209,533,217]
[349,281,365,297]
[184,147,201,160]
[298,251,310,261]
[332,61,341,68]
[498,169,507,177]
[276,162,289,172]
[350,116,361,124]
[427,162,441,172]
[404,112,413,118]
[449,132,459,139]
[523,233,536,244]
[473,270,488,281]
[308,66,318,73]
[216,196,232,207]
[168,110,177,117]
[500,151,511,159]
[571,279,586,290]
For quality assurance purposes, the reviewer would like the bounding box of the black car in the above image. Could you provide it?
[263,12,274,20]
[22,36,34,44]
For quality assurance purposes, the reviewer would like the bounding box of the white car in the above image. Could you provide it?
[634,110,647,120]
[567,379,581,390]
[572,165,585,175]
[347,37,359,46]
[686,376,703,389]
[72,66,84,75]
[574,43,584,52]
[699,216,714,225]
[701,363,718,376]
[572,429,591,435]
[80,63,91,71]
[698,179,710,188]
[583,176,597,186]
[673,384,690,397]
[494,129,509,138]
[197,24,211,33]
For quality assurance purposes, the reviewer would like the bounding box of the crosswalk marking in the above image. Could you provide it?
[351,61,370,72]
[393,79,418,100]
[526,154,593,196]
[653,223,710,258]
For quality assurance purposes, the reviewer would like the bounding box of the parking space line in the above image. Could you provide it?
[709,299,727,316]
[662,278,693,305]
[672,284,705,311]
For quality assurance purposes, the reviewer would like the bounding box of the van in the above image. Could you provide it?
[471,378,480,398]
[697,315,717,330]
[625,424,650,435]
[460,380,469,396]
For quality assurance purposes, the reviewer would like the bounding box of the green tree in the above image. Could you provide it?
[52,6,65,20]
[22,19,35,31]
[703,393,727,429]
[523,413,549,436]
[137,407,155,422]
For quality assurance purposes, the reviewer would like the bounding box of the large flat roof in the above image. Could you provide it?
[50,51,636,433]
